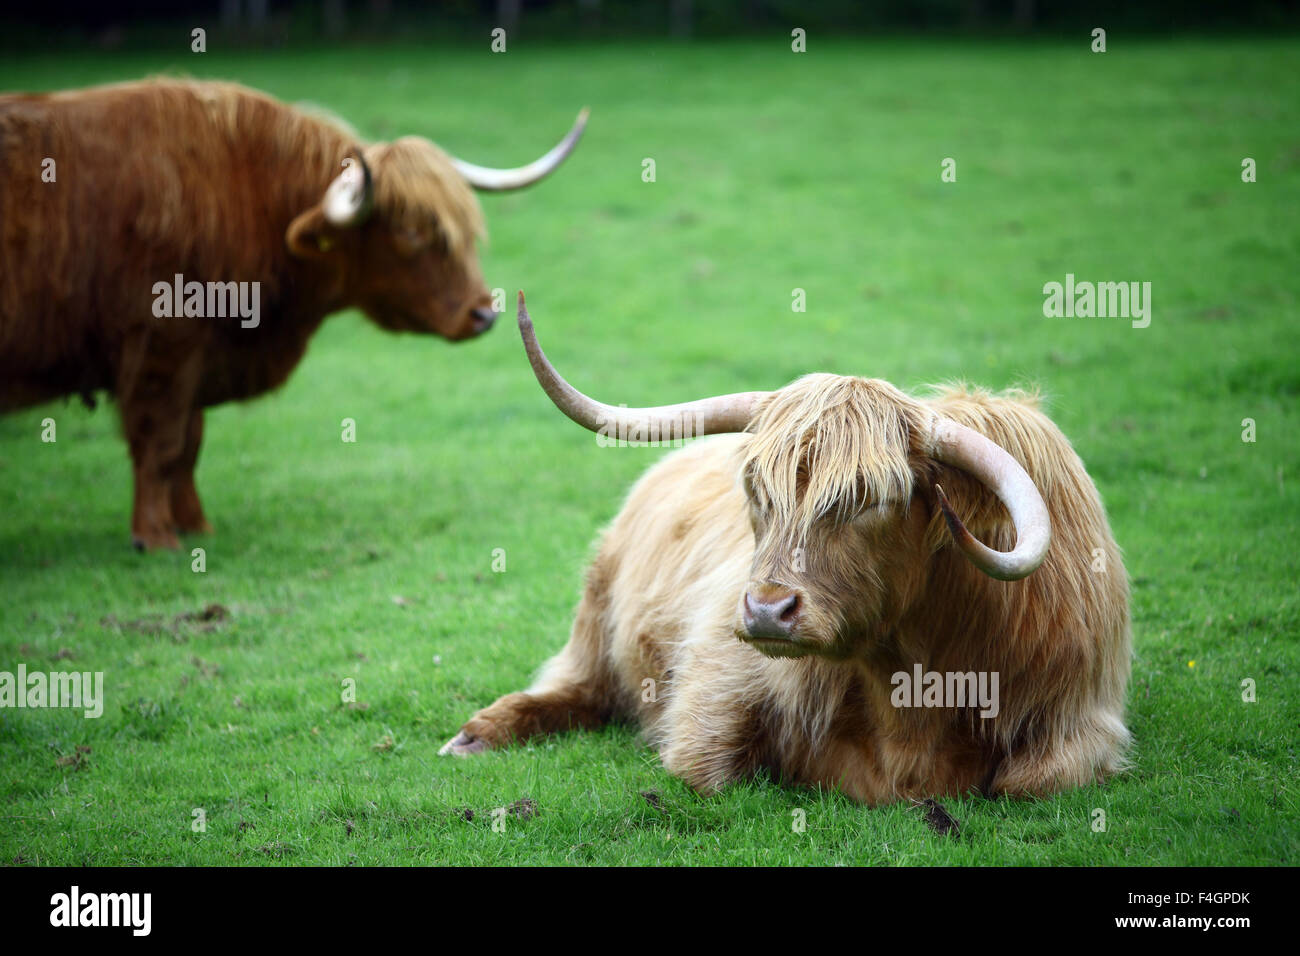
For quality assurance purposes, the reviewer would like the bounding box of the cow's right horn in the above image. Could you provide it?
[322,152,373,227]
[928,417,1051,581]
[517,292,768,440]
[452,109,589,191]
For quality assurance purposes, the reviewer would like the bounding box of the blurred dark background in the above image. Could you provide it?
[3,0,1298,51]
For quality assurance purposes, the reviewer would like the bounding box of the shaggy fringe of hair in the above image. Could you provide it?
[740,375,929,536]
[366,137,486,263]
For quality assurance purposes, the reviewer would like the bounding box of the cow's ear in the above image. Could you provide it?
[286,207,342,259]
[911,460,949,554]
[919,459,1012,557]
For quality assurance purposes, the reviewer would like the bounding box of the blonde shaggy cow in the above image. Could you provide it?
[442,295,1131,805]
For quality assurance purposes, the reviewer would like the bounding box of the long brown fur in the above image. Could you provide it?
[447,376,1131,805]
[0,78,494,549]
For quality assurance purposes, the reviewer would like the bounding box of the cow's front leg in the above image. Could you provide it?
[990,713,1130,798]
[168,408,212,535]
[118,352,201,551]
[124,419,181,551]
[658,680,769,795]
[441,586,618,755]
[440,684,610,756]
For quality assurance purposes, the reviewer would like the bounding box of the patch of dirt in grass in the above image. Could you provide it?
[55,745,92,770]
[912,798,961,837]
[507,798,538,821]
[640,790,668,814]
[449,799,538,824]
[100,603,231,642]
[190,656,221,679]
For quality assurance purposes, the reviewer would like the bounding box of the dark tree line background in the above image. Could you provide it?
[2,0,1297,49]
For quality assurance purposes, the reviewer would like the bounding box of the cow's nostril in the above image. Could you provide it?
[471,307,498,330]
[743,588,801,639]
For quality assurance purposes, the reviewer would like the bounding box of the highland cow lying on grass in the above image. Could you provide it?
[442,294,1131,805]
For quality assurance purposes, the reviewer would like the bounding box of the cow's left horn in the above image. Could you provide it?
[452,109,589,192]
[928,418,1051,581]
[517,292,768,438]
[322,151,374,227]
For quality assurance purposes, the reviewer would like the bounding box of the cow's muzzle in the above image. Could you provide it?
[741,585,802,641]
[470,307,498,334]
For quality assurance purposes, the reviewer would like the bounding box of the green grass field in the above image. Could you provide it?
[1,37,1297,865]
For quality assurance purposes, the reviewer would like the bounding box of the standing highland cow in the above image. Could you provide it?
[442,295,1131,805]
[0,79,586,549]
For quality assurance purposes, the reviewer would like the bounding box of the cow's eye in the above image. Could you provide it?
[393,227,434,256]
[392,230,419,254]
[851,501,884,524]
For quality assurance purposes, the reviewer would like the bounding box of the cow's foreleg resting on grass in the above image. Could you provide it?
[440,686,609,755]
[989,714,1131,798]
[440,587,618,755]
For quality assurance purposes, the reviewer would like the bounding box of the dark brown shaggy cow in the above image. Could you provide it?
[441,295,1132,805]
[0,79,585,549]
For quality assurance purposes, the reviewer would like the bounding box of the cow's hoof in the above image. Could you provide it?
[439,730,488,757]
[131,531,181,552]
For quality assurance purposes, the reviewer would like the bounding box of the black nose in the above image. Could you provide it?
[471,307,498,332]
[742,588,801,639]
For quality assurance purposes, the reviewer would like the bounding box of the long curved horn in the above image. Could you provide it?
[517,292,768,441]
[322,151,373,227]
[928,418,1051,581]
[452,109,589,191]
